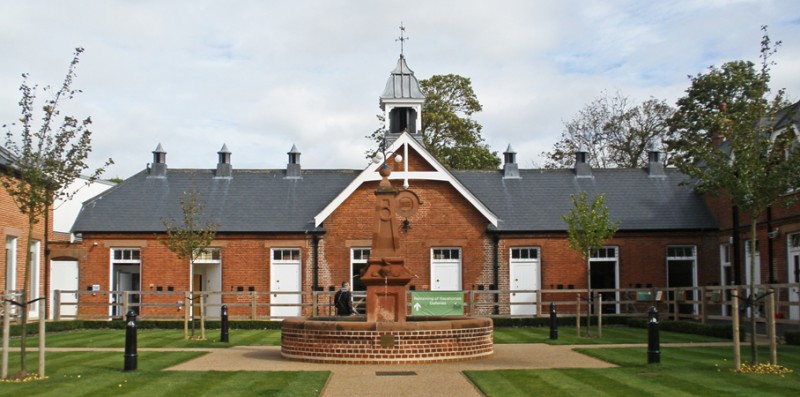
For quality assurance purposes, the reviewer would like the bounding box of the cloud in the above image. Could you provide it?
[0,0,799,179]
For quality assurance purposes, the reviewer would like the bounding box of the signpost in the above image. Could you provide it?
[411,291,464,316]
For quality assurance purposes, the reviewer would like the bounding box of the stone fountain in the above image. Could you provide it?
[281,164,493,364]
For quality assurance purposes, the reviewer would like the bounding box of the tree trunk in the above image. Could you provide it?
[19,215,36,374]
[585,254,591,337]
[748,219,758,365]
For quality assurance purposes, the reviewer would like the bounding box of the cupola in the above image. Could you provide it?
[502,144,520,179]
[574,144,591,178]
[380,26,425,145]
[149,143,167,177]
[216,143,232,178]
[286,144,302,179]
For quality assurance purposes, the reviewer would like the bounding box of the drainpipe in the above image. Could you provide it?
[44,203,50,320]
[732,206,741,286]
[493,234,500,315]
[312,234,320,291]
[767,207,774,283]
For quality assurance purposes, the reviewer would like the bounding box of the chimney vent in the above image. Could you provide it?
[647,143,665,177]
[574,145,591,178]
[149,143,167,177]
[286,144,302,179]
[216,143,232,178]
[502,144,520,179]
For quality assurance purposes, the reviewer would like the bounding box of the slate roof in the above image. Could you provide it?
[381,55,425,100]
[73,164,718,234]
[452,168,717,232]
[72,169,360,233]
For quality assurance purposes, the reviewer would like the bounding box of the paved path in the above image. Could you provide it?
[164,343,716,397]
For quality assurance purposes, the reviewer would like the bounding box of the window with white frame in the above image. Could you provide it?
[29,240,41,312]
[5,236,17,291]
[272,248,300,262]
[744,240,761,286]
[110,248,142,316]
[194,248,221,263]
[668,245,698,314]
[350,248,370,292]
[589,247,619,313]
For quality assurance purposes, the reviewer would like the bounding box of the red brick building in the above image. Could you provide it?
[67,55,800,321]
[1,146,48,319]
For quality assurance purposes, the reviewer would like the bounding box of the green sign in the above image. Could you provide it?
[411,291,464,316]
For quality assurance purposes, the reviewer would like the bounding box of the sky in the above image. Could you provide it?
[1,0,799,180]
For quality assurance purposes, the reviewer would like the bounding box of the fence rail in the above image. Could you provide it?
[33,283,798,325]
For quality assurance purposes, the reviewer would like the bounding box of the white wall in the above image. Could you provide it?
[53,177,116,236]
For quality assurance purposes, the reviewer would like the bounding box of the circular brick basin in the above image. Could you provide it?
[281,316,494,364]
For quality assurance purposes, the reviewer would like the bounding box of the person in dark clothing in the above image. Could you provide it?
[334,281,356,316]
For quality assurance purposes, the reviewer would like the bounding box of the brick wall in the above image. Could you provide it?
[0,176,47,305]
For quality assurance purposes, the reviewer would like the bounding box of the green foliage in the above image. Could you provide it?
[1,47,112,376]
[421,74,500,170]
[158,189,218,264]
[562,192,620,262]
[626,318,744,340]
[544,92,674,168]
[665,27,800,364]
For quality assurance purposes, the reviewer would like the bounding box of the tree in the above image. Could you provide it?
[420,74,500,170]
[562,192,619,336]
[668,27,800,364]
[1,47,112,377]
[158,189,218,338]
[367,74,500,170]
[543,92,674,169]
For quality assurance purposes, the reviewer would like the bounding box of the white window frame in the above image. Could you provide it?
[744,239,761,287]
[109,248,142,317]
[5,236,17,291]
[350,248,370,292]
[269,247,302,318]
[29,240,41,314]
[589,246,619,313]
[194,248,221,264]
[272,248,301,262]
[787,233,800,320]
[667,245,698,314]
[509,247,541,315]
[720,243,732,316]
[431,247,462,291]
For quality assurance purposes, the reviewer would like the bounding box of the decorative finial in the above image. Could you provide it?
[396,22,409,56]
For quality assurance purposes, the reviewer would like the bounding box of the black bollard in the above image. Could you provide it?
[220,304,229,343]
[647,306,660,364]
[549,302,558,340]
[124,310,138,371]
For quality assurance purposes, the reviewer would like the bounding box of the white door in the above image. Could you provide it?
[50,260,79,319]
[789,234,800,320]
[270,249,301,318]
[432,263,460,291]
[431,248,461,291]
[510,248,539,315]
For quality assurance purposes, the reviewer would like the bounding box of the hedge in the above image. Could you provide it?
[626,318,745,341]
[785,330,800,345]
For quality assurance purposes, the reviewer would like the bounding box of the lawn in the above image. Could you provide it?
[0,351,328,397]
[9,328,283,348]
[465,345,800,397]
[493,325,729,344]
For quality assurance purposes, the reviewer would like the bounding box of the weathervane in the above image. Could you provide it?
[396,22,409,56]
